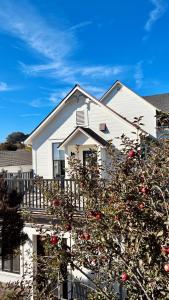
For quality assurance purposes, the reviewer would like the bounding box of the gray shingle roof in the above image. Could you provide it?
[58,126,108,148]
[143,93,169,112]
[0,150,32,167]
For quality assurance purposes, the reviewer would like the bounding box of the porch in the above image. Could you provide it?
[5,177,87,212]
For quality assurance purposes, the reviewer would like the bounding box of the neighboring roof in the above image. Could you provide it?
[143,93,169,112]
[25,83,145,144]
[0,150,32,167]
[58,126,108,149]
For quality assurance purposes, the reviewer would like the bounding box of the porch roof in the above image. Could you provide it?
[58,127,108,149]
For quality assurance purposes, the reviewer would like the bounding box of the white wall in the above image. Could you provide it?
[31,91,143,178]
[101,85,157,137]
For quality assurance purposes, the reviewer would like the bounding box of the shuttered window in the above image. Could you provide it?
[76,110,85,126]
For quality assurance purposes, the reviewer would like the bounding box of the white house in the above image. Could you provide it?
[0,80,169,299]
[25,80,166,179]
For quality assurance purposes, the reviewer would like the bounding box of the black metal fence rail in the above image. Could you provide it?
[5,178,85,212]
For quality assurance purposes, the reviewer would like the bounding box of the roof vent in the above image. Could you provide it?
[76,110,85,126]
[99,123,106,131]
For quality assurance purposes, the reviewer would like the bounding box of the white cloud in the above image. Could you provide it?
[0,0,75,61]
[49,88,71,104]
[0,81,22,92]
[69,21,92,31]
[144,0,167,32]
[134,61,144,89]
[81,85,106,98]
[20,62,126,84]
[0,82,9,91]
[0,0,132,103]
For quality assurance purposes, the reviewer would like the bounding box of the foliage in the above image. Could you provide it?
[6,132,29,144]
[0,143,18,151]
[0,281,28,300]
[0,175,27,256]
[30,119,169,299]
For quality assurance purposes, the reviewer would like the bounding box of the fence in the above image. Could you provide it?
[5,178,86,212]
[4,170,33,179]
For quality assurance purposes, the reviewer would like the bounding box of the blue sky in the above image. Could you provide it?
[0,0,168,141]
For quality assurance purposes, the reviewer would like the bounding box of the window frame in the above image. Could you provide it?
[2,251,20,274]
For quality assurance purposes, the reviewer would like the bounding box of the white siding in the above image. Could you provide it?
[31,91,144,178]
[101,85,157,137]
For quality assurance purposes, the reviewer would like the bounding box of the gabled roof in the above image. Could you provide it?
[25,83,145,144]
[58,127,108,149]
[143,93,169,112]
[0,150,32,167]
[100,80,159,111]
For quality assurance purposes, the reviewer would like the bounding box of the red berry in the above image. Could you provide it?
[90,211,97,217]
[81,233,90,241]
[114,215,119,221]
[164,263,169,272]
[128,149,135,158]
[50,235,59,245]
[161,246,169,254]
[140,187,150,194]
[52,199,60,207]
[121,272,129,282]
[65,224,72,231]
[139,203,145,209]
[95,212,102,220]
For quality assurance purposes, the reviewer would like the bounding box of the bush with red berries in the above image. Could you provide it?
[34,120,169,300]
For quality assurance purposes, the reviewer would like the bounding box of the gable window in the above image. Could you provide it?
[2,251,20,274]
[53,143,65,178]
[76,110,85,126]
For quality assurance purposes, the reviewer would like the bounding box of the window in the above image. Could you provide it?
[76,110,85,126]
[83,150,97,166]
[53,143,65,178]
[2,251,20,274]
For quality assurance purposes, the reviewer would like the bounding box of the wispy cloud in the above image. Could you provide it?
[28,99,54,108]
[0,82,9,91]
[20,62,126,84]
[49,87,71,104]
[0,0,132,104]
[0,0,75,61]
[0,81,18,92]
[144,0,167,32]
[20,113,41,117]
[69,21,92,31]
[82,85,105,98]
[134,61,144,89]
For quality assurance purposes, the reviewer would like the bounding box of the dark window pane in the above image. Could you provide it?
[2,251,20,274]
[2,256,11,272]
[53,160,65,178]
[12,253,20,273]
